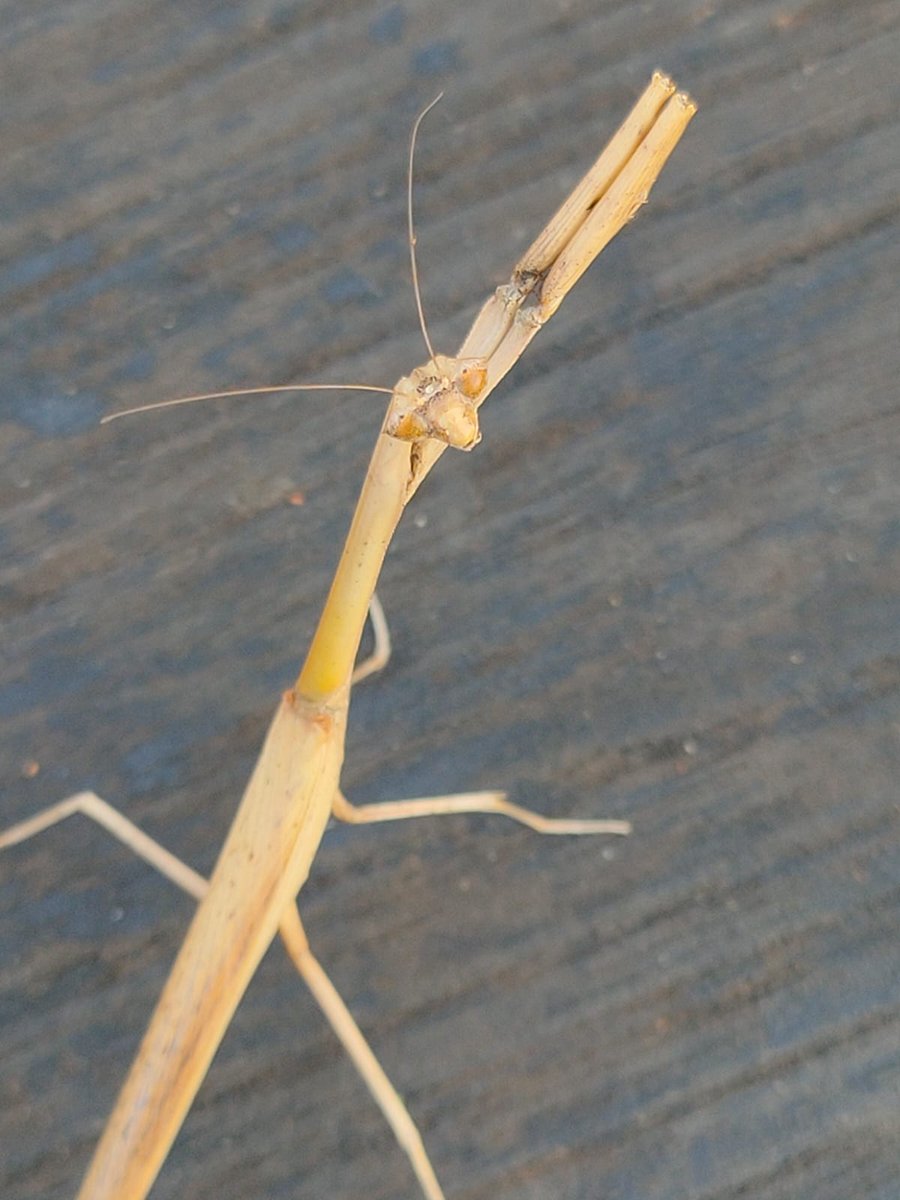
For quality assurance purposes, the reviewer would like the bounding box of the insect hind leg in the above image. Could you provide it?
[278,905,447,1200]
[2,793,448,1200]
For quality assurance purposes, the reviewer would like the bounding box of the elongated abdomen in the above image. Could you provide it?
[77,688,347,1200]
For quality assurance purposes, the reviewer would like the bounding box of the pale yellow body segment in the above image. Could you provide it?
[77,687,349,1200]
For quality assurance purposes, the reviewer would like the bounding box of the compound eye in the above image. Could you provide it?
[387,409,430,442]
[457,362,487,399]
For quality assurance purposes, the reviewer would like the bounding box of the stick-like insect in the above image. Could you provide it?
[2,74,695,1199]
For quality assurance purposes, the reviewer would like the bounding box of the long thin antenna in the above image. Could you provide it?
[407,93,443,366]
[105,100,447,430]
[101,382,394,424]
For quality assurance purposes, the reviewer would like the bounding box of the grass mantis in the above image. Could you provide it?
[2,73,695,1199]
